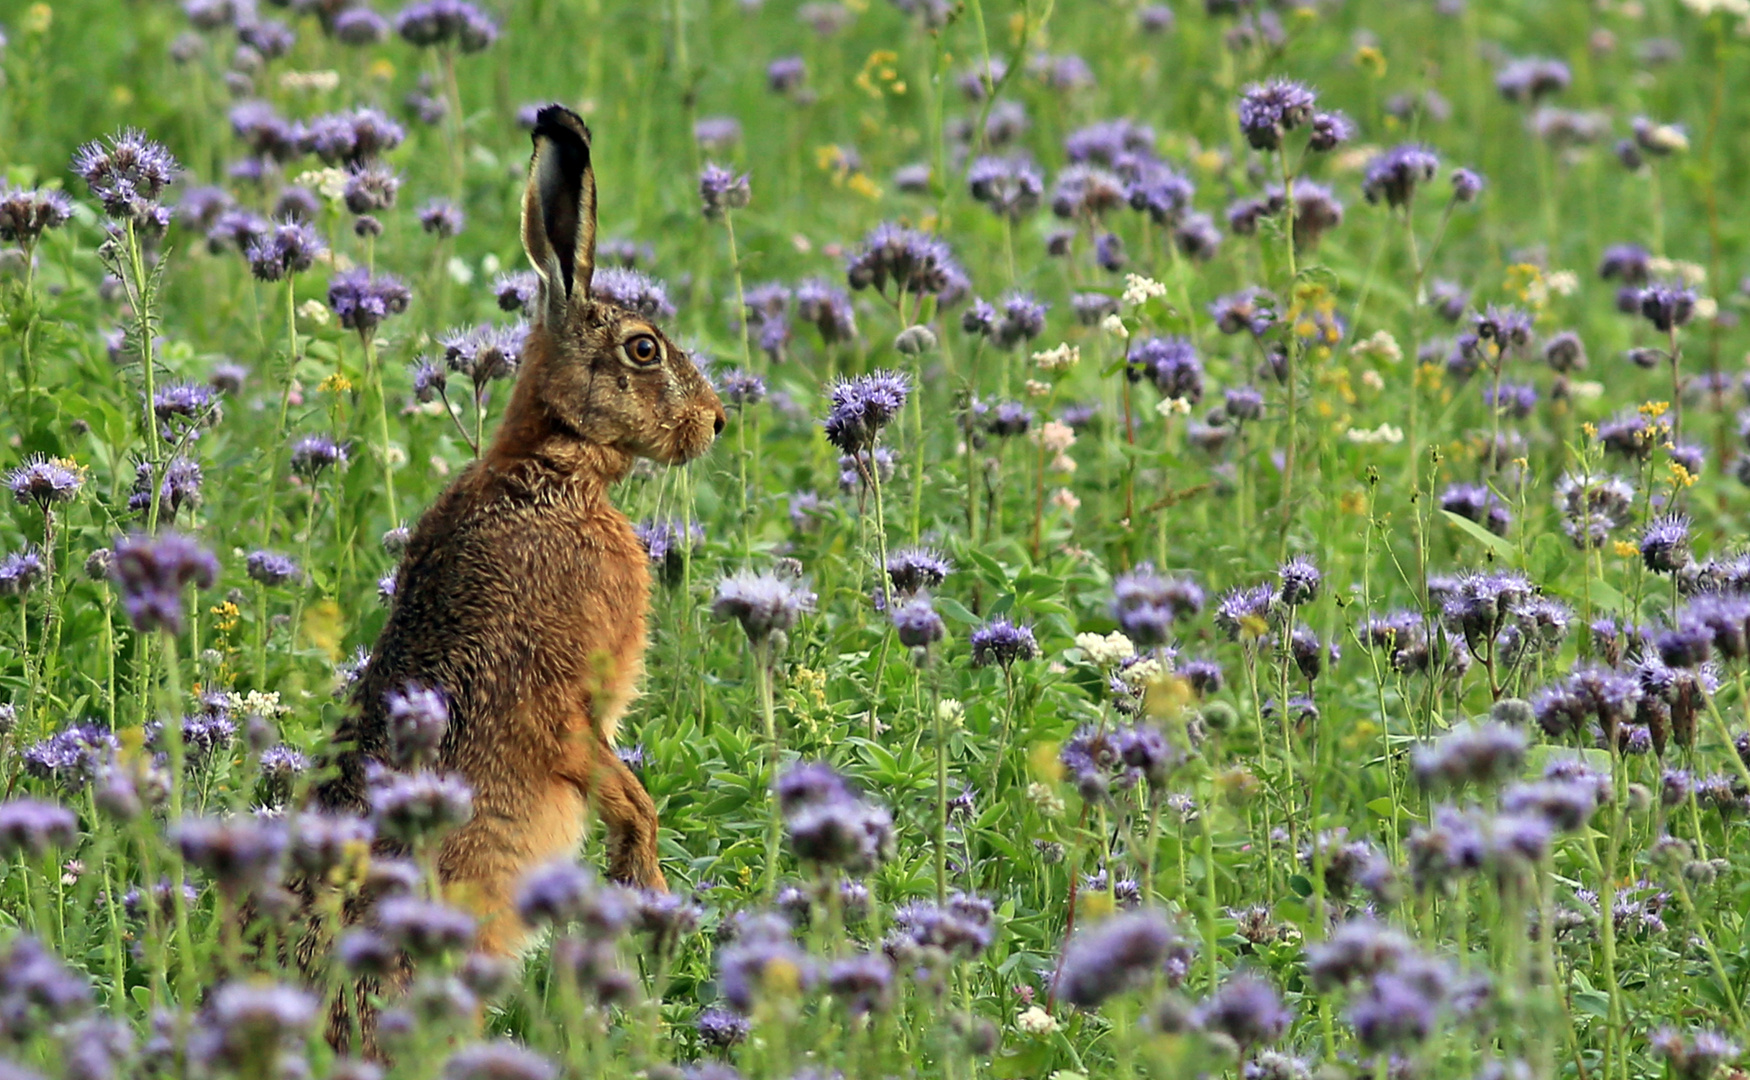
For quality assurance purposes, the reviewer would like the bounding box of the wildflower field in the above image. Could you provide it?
[8,0,1750,1076]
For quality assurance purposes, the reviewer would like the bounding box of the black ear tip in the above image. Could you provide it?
[531,103,592,148]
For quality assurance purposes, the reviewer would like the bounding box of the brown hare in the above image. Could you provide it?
[310,104,725,966]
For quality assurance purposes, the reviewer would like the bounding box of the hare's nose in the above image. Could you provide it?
[713,412,726,436]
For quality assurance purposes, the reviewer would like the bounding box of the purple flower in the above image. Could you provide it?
[327,268,411,335]
[301,108,406,166]
[794,277,858,344]
[1237,79,1317,151]
[1450,168,1485,202]
[227,101,300,162]
[892,894,996,960]
[1050,164,1127,220]
[1174,212,1222,261]
[786,791,894,874]
[1307,918,1413,990]
[1640,283,1697,332]
[1642,514,1692,574]
[1127,337,1203,402]
[419,199,465,238]
[0,186,74,245]
[1411,722,1526,791]
[110,531,218,634]
[174,814,286,896]
[1277,555,1321,606]
[441,323,527,383]
[696,1006,750,1048]
[385,683,449,769]
[7,456,81,510]
[1349,969,1444,1050]
[1362,145,1440,208]
[290,435,348,478]
[826,953,893,1015]
[822,370,911,453]
[493,271,539,312]
[845,223,964,299]
[592,267,677,321]
[71,129,179,224]
[768,56,807,94]
[192,981,317,1074]
[716,913,817,1012]
[1496,57,1571,104]
[245,219,325,282]
[712,571,816,643]
[1198,972,1291,1047]
[1057,909,1181,1008]
[443,1041,557,1080]
[634,517,704,586]
[1600,244,1652,286]
[1440,483,1511,536]
[378,896,477,960]
[333,7,389,44]
[886,548,951,595]
[1112,563,1203,647]
[1125,160,1196,226]
[968,156,1043,221]
[714,368,767,410]
[970,617,1038,668]
[1308,111,1354,152]
[394,0,498,51]
[22,724,116,794]
[699,163,752,219]
[0,799,79,857]
[369,770,473,842]
[891,595,946,649]
[1652,1029,1740,1080]
[1215,584,1276,639]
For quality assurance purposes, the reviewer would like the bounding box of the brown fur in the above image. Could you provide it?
[304,105,724,1048]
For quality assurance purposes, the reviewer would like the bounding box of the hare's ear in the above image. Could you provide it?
[521,104,598,323]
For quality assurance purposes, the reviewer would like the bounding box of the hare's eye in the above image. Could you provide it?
[621,334,662,367]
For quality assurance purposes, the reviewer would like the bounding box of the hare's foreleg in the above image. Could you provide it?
[555,734,667,890]
[590,745,667,890]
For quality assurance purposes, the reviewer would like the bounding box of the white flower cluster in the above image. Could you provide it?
[225,690,291,718]
[1073,630,1134,667]
[1016,1006,1059,1035]
[1121,273,1168,307]
[1345,423,1404,445]
[1032,342,1080,373]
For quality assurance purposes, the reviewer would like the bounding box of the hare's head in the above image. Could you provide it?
[517,105,725,465]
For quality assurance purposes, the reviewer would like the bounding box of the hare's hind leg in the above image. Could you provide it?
[593,745,667,890]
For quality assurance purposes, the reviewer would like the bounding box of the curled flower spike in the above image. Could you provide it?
[7,456,81,511]
[970,617,1039,669]
[1237,79,1316,151]
[712,571,816,644]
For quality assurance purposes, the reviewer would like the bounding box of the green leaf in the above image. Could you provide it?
[935,597,981,626]
[1288,873,1313,898]
[1572,989,1611,1019]
[1366,797,1396,819]
[990,1045,1053,1079]
[1440,510,1518,565]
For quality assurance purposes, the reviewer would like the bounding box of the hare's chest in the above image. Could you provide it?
[504,506,650,737]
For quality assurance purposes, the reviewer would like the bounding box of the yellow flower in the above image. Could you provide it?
[1339,491,1368,515]
[1028,741,1064,783]
[209,601,240,633]
[1354,44,1387,78]
[846,173,882,200]
[367,58,396,81]
[319,372,353,393]
[1670,462,1697,489]
[24,3,52,34]
[1613,541,1639,559]
[1639,400,1670,419]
